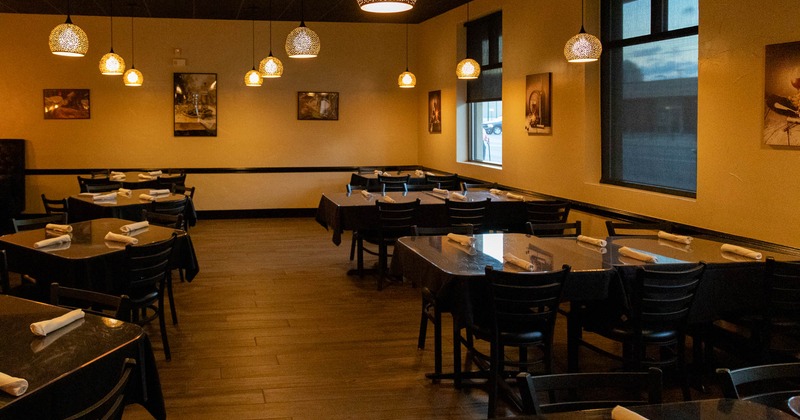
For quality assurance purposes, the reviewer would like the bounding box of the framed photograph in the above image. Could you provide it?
[428,90,441,133]
[297,92,339,120]
[524,73,552,135]
[173,73,217,136]
[44,89,90,119]
[764,41,800,146]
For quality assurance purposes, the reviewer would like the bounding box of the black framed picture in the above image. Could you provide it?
[173,73,217,136]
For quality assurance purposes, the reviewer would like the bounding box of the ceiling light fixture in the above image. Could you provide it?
[49,0,89,57]
[123,14,143,86]
[357,0,415,13]
[260,0,283,78]
[398,24,415,88]
[456,2,480,80]
[245,19,263,87]
[564,0,602,63]
[285,0,320,58]
[98,0,125,75]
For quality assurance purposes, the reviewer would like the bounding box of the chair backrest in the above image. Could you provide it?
[63,358,137,420]
[631,263,705,334]
[0,250,9,294]
[124,234,177,299]
[85,181,123,193]
[378,174,410,192]
[717,362,800,409]
[405,183,436,191]
[526,200,571,224]
[461,182,499,192]
[526,221,582,237]
[375,199,420,239]
[50,282,132,322]
[142,209,184,230]
[605,220,674,236]
[516,368,663,415]
[12,214,68,233]
[444,198,491,232]
[411,225,474,236]
[160,173,186,189]
[425,173,459,190]
[78,176,119,193]
[41,194,69,216]
[170,183,196,200]
[152,196,188,216]
[764,257,800,325]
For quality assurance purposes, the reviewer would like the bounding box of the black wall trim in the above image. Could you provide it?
[24,165,420,176]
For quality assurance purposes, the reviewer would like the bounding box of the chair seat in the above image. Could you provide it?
[588,323,680,343]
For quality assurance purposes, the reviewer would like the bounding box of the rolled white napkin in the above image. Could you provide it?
[110,171,125,176]
[577,235,607,247]
[618,246,658,263]
[78,192,99,197]
[382,196,396,203]
[139,194,156,201]
[426,171,436,176]
[447,233,475,247]
[611,405,648,420]
[432,188,449,196]
[93,192,117,202]
[45,223,72,233]
[148,170,163,176]
[451,192,467,201]
[0,372,28,396]
[138,173,155,180]
[373,170,383,175]
[30,308,85,337]
[504,253,535,271]
[120,221,149,233]
[104,232,139,245]
[506,193,524,200]
[360,190,372,199]
[149,189,170,196]
[489,188,505,195]
[658,231,693,244]
[577,241,608,254]
[33,234,71,249]
[721,244,762,260]
[414,170,425,177]
[117,188,132,197]
[110,174,126,181]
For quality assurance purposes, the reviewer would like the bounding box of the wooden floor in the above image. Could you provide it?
[123,217,720,419]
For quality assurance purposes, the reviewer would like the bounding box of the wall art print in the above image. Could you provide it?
[524,73,552,135]
[764,41,800,146]
[44,89,90,119]
[174,73,217,136]
[297,92,339,120]
[428,90,441,133]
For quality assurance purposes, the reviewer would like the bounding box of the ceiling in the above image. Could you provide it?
[0,0,471,24]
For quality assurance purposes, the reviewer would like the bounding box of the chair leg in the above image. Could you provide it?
[433,308,443,376]
[158,294,171,361]
[167,272,178,325]
[377,243,386,291]
[349,233,357,261]
[453,319,463,389]
[356,237,364,276]
[418,299,429,350]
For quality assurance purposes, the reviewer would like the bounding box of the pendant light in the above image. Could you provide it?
[357,0,415,13]
[244,19,263,87]
[260,0,283,78]
[564,0,602,63]
[123,14,143,86]
[397,24,415,88]
[98,0,126,75]
[285,0,320,58]
[456,2,480,80]
[49,0,89,57]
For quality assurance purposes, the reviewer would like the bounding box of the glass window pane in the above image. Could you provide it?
[667,0,699,31]
[622,0,651,38]
[469,101,502,165]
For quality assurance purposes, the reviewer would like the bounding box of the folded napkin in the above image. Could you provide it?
[618,246,658,263]
[110,171,125,176]
[432,188,449,196]
[658,231,693,244]
[611,405,649,420]
[33,234,71,249]
[0,372,28,397]
[148,170,163,176]
[110,174,126,181]
[382,196,396,203]
[139,193,157,201]
[577,235,607,247]
[149,189,170,196]
[504,253,535,271]
[30,308,85,337]
[360,190,373,199]
[138,173,156,180]
[46,223,72,233]
[414,170,425,177]
[447,233,475,247]
[489,188,505,195]
[426,171,436,176]
[104,232,139,245]
[117,188,132,197]
[451,192,467,201]
[78,192,99,197]
[577,241,608,254]
[506,193,524,200]
[721,244,762,260]
[120,221,149,233]
[93,192,117,202]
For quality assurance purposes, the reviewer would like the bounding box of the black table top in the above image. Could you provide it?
[520,398,796,419]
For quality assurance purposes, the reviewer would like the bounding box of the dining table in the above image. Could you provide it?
[0,218,199,297]
[517,398,796,419]
[68,188,197,225]
[79,171,183,190]
[0,295,165,420]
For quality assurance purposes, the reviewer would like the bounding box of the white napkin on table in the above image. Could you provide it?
[381,196,396,203]
[373,170,383,175]
[110,174,126,181]
[110,171,125,176]
[506,192,524,201]
[447,233,475,247]
[149,189,170,196]
[93,192,117,202]
[432,188,449,196]
[139,193,157,201]
[33,234,71,249]
[104,232,138,245]
[721,244,762,260]
[577,235,607,247]
[148,170,163,176]
[618,246,658,263]
[138,173,156,180]
[658,231,693,244]
[79,192,99,197]
[45,223,72,233]
[30,308,85,337]
[489,188,505,195]
[117,188,132,197]
[414,170,425,177]
[426,171,436,176]
[360,190,373,199]
[504,253,535,271]
[0,372,28,396]
[120,221,149,233]
[611,405,649,420]
[451,192,467,201]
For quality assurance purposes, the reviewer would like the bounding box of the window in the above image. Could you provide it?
[601,0,698,196]
[467,12,502,165]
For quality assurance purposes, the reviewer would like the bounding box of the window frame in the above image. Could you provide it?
[465,11,503,165]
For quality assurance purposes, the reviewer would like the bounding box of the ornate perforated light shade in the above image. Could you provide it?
[357,0,415,13]
[285,22,320,58]
[49,16,89,57]
[99,51,125,75]
[260,55,283,78]
[123,68,143,86]
[564,27,602,62]
[244,68,263,87]
[397,70,416,88]
[456,58,480,79]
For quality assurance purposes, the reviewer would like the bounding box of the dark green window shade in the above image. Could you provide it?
[466,11,502,103]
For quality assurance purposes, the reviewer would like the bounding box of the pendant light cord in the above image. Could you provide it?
[268,0,273,54]
[251,19,256,68]
[405,23,409,71]
[109,0,114,50]
[130,14,135,67]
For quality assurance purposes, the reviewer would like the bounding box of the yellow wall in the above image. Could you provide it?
[416,0,800,248]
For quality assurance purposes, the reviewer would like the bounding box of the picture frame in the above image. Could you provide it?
[44,89,90,119]
[428,90,441,133]
[173,73,217,136]
[524,73,552,135]
[764,41,800,146]
[297,92,339,120]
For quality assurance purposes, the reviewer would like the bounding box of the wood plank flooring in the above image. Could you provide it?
[123,217,717,419]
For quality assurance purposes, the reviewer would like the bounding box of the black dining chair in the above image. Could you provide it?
[358,199,420,290]
[605,220,674,236]
[41,193,69,221]
[50,282,132,322]
[425,173,459,190]
[526,200,571,224]
[526,221,582,237]
[717,362,800,416]
[12,214,67,233]
[85,182,123,193]
[152,196,189,231]
[445,197,491,233]
[171,183,196,200]
[461,181,499,192]
[377,174,409,193]
[63,358,137,420]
